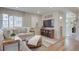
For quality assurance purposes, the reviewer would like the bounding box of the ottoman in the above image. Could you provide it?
[27,35,42,48]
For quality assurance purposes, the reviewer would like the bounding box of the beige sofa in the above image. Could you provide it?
[2,27,34,39]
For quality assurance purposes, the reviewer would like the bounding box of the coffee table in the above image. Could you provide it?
[0,38,20,51]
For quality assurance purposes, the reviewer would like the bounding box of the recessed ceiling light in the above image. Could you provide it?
[59,16,63,19]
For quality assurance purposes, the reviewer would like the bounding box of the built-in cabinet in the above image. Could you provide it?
[40,28,54,38]
[41,15,54,39]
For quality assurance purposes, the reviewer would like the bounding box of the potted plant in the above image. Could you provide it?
[10,32,16,39]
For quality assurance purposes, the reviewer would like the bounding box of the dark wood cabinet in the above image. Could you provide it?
[40,28,54,39]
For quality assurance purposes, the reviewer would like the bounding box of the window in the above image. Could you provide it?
[18,17,22,27]
[14,16,22,27]
[14,16,18,27]
[3,14,8,28]
[9,16,14,28]
[2,14,22,28]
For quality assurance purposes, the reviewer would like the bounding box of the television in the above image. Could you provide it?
[43,20,54,27]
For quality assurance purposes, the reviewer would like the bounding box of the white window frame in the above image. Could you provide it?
[2,13,22,28]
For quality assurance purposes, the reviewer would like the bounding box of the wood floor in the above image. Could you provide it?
[45,36,79,51]
[46,38,64,51]
[65,36,79,51]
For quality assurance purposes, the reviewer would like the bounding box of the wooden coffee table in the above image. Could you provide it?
[0,38,20,51]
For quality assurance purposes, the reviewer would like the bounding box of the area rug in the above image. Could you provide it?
[31,36,57,51]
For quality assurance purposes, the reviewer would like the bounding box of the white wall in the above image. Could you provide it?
[23,13,42,34]
[76,16,79,40]
[53,12,64,39]
[30,15,42,34]
[42,12,65,39]
[53,12,65,39]
[23,13,31,27]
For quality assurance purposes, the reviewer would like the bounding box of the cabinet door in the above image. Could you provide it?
[50,30,54,38]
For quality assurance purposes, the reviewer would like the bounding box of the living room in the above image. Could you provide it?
[0,7,79,51]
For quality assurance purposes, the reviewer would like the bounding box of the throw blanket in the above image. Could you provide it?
[28,35,41,46]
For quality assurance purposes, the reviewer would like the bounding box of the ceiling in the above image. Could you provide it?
[6,7,79,15]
